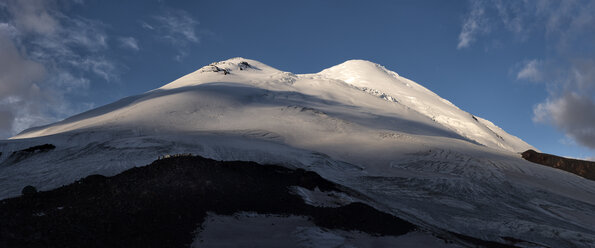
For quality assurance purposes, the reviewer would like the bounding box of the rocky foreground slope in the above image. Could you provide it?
[0,155,518,248]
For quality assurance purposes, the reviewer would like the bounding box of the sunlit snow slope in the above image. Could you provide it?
[13,58,532,153]
[2,58,594,247]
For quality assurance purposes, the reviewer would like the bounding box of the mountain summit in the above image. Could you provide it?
[1,58,593,247]
[13,57,533,153]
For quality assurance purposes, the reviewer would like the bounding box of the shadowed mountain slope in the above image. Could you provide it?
[0,155,519,248]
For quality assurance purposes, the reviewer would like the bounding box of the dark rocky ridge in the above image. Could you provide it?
[0,155,517,248]
[522,149,595,180]
[0,155,416,248]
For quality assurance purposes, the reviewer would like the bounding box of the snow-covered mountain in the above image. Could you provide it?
[13,58,532,153]
[1,58,594,247]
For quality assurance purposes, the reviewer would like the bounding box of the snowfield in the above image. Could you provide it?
[1,58,594,247]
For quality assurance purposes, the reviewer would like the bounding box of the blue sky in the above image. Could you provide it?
[0,0,594,159]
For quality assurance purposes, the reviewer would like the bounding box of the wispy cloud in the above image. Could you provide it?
[143,9,200,60]
[154,12,199,43]
[493,0,530,40]
[61,17,109,51]
[27,15,115,79]
[0,0,118,138]
[118,36,139,51]
[457,0,489,49]
[140,21,154,30]
[78,57,118,82]
[516,59,543,82]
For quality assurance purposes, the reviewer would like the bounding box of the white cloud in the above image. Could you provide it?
[516,59,543,82]
[118,36,139,51]
[457,0,488,49]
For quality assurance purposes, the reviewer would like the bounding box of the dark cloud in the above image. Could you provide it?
[0,32,46,97]
[0,109,15,132]
[4,0,58,35]
[0,30,47,135]
[535,93,595,149]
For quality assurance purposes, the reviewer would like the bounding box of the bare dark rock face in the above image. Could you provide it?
[522,149,595,180]
[20,144,56,153]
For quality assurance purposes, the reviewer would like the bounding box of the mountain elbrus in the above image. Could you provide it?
[1,58,594,248]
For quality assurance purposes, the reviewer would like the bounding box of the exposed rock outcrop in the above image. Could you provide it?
[522,149,595,180]
[1,144,55,165]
